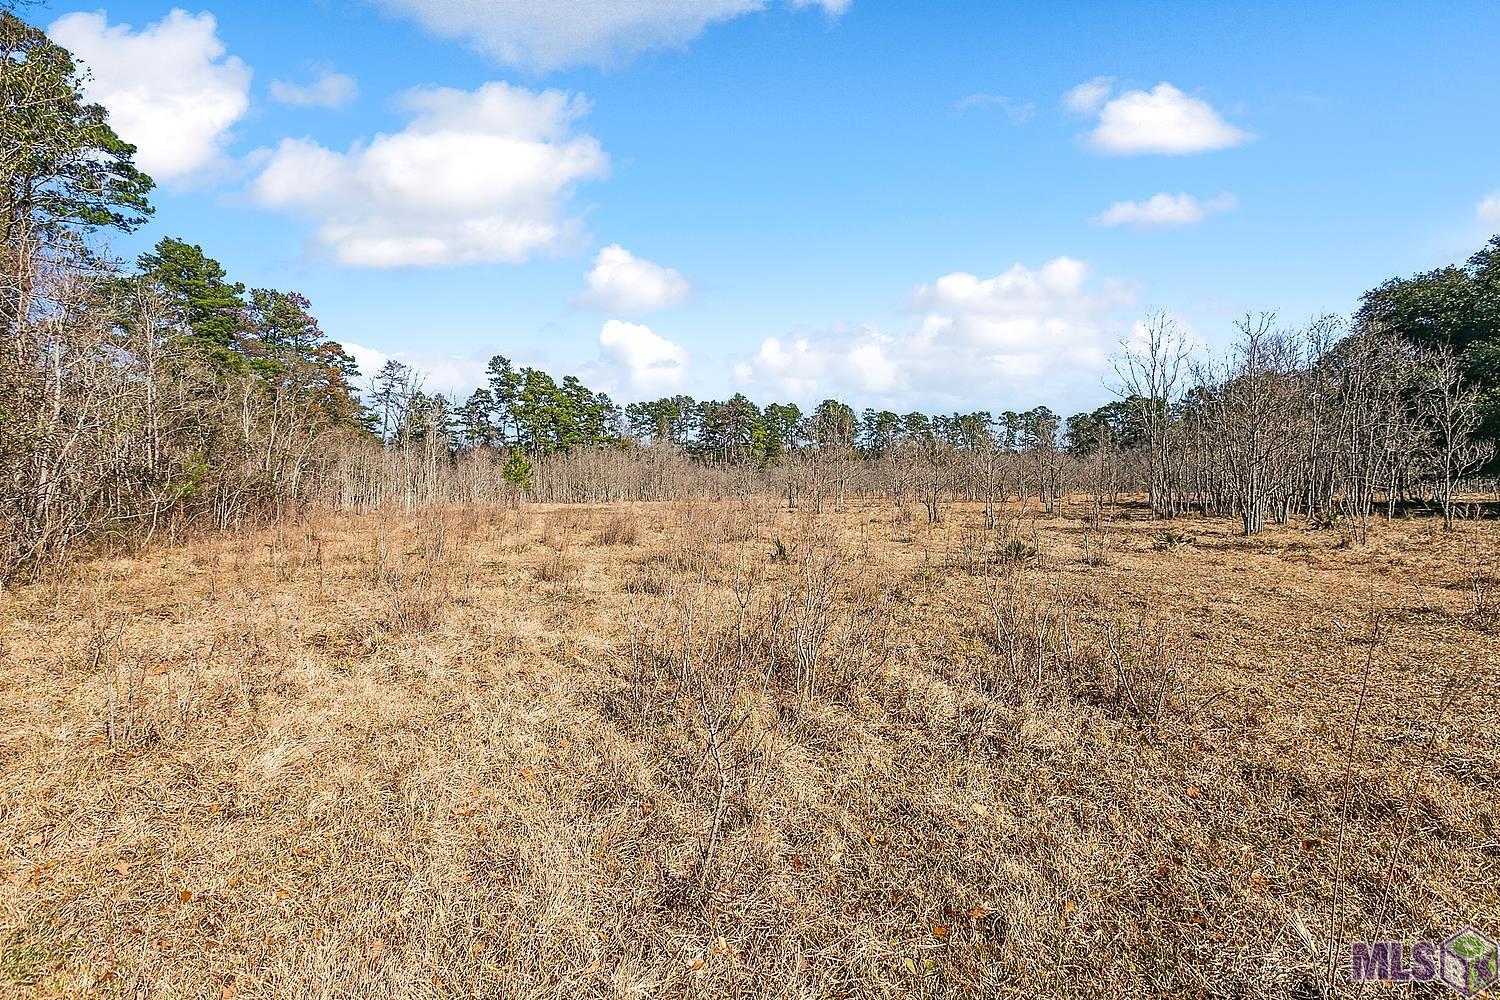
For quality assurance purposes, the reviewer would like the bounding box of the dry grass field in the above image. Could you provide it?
[1,497,1497,998]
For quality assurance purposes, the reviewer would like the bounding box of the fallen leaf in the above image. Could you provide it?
[686,959,705,971]
[1186,785,1201,798]
[1062,900,1076,913]
[968,905,988,920]
[179,890,193,903]
[114,863,131,877]
[931,925,950,938]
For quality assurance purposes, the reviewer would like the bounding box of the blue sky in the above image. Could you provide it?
[38,0,1500,414]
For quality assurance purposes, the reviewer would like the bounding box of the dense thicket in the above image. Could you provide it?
[0,11,366,576]
[2,7,1497,579]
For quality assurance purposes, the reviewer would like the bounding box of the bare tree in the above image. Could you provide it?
[1196,313,1305,536]
[1420,347,1495,529]
[1113,310,1192,517]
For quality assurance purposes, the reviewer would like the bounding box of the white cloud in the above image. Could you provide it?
[342,342,492,399]
[1062,76,1113,113]
[1068,80,1251,155]
[48,9,252,181]
[953,93,1034,123]
[598,319,688,395]
[270,68,359,109]
[374,0,849,72]
[1479,191,1500,226]
[576,244,691,314]
[737,258,1133,409]
[1093,192,1237,229]
[249,81,608,267]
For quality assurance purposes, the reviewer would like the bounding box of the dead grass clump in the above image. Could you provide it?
[378,580,444,634]
[594,512,641,546]
[1151,529,1196,550]
[624,566,669,595]
[533,547,578,585]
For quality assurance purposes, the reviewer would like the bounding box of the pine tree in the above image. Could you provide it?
[137,238,246,362]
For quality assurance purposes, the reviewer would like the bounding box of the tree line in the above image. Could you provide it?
[3,4,1498,579]
[2,11,365,573]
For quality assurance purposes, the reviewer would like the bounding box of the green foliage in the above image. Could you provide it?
[0,11,154,242]
[811,398,857,449]
[1066,398,1152,456]
[503,450,533,493]
[1359,235,1500,450]
[137,238,246,355]
[997,538,1039,564]
[247,288,321,354]
[170,453,208,499]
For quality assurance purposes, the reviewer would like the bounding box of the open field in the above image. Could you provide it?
[1,498,1497,998]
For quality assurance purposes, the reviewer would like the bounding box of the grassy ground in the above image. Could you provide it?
[1,497,1496,998]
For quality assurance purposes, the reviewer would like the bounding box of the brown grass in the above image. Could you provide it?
[0,497,1496,997]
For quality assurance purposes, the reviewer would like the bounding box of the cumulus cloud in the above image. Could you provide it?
[737,258,1133,409]
[1479,191,1500,226]
[576,244,691,314]
[374,0,848,72]
[1066,80,1251,155]
[342,342,492,399]
[270,68,359,109]
[597,319,688,395]
[249,81,608,267]
[1062,76,1113,113]
[48,9,252,181]
[1093,192,1237,229]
